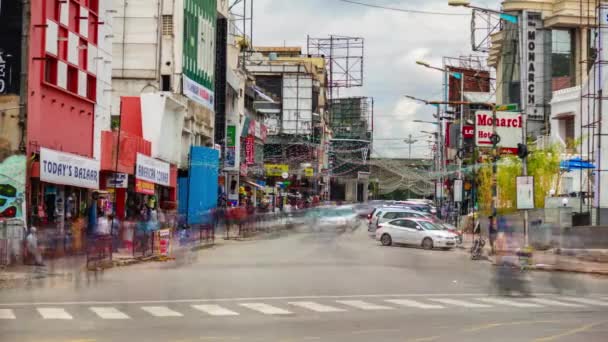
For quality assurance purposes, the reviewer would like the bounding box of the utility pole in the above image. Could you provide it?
[403,134,417,159]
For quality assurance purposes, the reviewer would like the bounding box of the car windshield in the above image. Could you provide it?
[419,221,441,230]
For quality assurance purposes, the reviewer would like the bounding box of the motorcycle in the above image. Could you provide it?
[470,237,485,260]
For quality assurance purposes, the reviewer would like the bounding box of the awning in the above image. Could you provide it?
[552,112,575,120]
[560,158,596,171]
[463,92,495,104]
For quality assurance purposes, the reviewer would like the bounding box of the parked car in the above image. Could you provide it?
[375,218,459,250]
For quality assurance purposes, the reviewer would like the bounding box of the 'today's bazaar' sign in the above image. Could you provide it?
[40,148,100,189]
[136,153,170,186]
[475,110,523,152]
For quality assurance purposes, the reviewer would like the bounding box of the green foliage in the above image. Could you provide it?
[527,143,561,208]
[496,156,522,212]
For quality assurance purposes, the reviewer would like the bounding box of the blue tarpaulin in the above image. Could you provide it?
[560,158,596,171]
[178,146,219,225]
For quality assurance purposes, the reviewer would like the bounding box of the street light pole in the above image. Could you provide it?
[403,134,417,159]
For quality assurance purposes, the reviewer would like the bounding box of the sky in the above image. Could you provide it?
[251,0,501,159]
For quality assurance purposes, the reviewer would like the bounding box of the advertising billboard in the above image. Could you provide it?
[475,110,523,153]
[183,0,217,110]
[0,1,22,94]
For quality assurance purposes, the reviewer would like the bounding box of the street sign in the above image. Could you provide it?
[516,176,535,209]
[454,179,463,203]
[475,110,522,153]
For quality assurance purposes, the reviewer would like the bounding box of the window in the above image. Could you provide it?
[161,74,171,91]
[390,220,407,227]
[162,15,174,36]
[551,29,574,89]
[402,220,419,229]
[395,212,413,218]
[383,212,397,219]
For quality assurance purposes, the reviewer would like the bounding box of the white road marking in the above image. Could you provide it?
[192,304,240,316]
[561,297,608,306]
[428,298,491,308]
[239,303,292,315]
[529,298,586,307]
[0,293,492,307]
[288,301,346,313]
[477,298,543,308]
[335,300,394,310]
[141,306,183,317]
[384,299,444,309]
[37,308,73,320]
[0,309,16,319]
[90,307,130,319]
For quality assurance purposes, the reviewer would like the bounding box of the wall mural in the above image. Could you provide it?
[0,139,25,220]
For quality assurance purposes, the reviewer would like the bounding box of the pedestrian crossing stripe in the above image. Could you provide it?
[335,300,394,310]
[0,309,15,319]
[428,298,491,308]
[90,307,130,319]
[141,306,183,317]
[240,303,292,315]
[192,304,240,316]
[1,296,606,321]
[288,301,346,312]
[37,308,73,320]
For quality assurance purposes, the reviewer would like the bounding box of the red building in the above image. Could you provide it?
[26,0,102,235]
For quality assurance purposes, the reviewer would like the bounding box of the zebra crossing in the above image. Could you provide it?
[1,296,607,321]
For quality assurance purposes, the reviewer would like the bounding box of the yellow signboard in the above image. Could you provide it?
[304,167,314,177]
[264,164,289,177]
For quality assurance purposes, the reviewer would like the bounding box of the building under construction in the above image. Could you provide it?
[328,97,373,202]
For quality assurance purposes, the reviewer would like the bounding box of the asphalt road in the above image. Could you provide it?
[1,221,608,342]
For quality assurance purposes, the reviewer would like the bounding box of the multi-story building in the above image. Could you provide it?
[245,47,329,199]
[489,0,608,222]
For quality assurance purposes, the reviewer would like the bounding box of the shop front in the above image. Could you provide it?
[30,147,101,257]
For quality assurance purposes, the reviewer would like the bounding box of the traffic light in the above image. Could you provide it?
[517,143,529,159]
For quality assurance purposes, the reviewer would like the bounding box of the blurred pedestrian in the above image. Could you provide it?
[26,227,44,266]
[488,215,497,255]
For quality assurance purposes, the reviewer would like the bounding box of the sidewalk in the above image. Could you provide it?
[459,233,608,276]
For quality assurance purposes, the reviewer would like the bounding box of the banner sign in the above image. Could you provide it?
[40,148,100,189]
[226,125,236,147]
[106,173,128,188]
[245,136,255,165]
[304,167,314,177]
[453,179,463,203]
[135,178,155,195]
[154,229,172,256]
[182,0,217,110]
[475,110,523,152]
[264,164,288,177]
[136,153,170,186]
[516,176,535,209]
[520,11,545,121]
[224,147,236,169]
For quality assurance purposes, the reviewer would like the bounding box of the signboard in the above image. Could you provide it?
[154,229,172,256]
[435,182,444,199]
[239,163,248,177]
[520,11,545,121]
[224,147,236,169]
[463,125,474,139]
[245,136,255,165]
[40,148,100,189]
[226,125,237,147]
[136,153,170,186]
[265,164,289,177]
[0,2,22,94]
[495,104,519,111]
[475,110,523,152]
[304,167,314,177]
[357,171,370,180]
[106,173,128,188]
[453,179,463,203]
[135,178,155,195]
[182,0,217,110]
[516,176,535,209]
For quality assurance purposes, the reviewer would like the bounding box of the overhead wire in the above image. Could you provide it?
[336,0,469,16]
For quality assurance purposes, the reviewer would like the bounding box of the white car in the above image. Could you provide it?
[375,218,458,250]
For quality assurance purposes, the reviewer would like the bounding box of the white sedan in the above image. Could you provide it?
[375,218,458,250]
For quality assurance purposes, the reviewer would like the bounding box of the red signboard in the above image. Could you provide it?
[463,125,475,139]
[135,178,155,195]
[245,136,255,165]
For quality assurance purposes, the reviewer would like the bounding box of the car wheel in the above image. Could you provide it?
[442,247,452,251]
[380,234,392,246]
[422,237,433,250]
